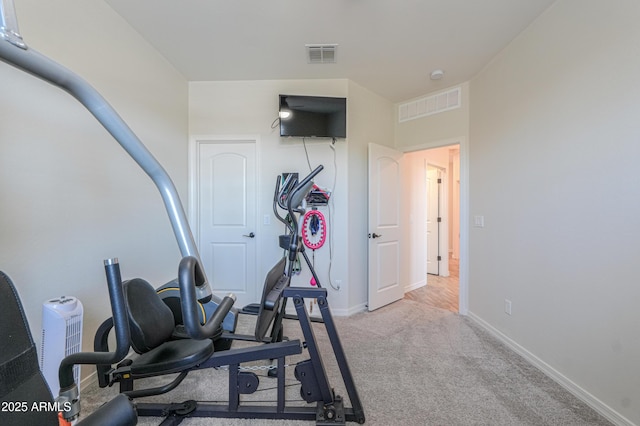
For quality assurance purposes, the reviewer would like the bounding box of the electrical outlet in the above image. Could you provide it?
[504,299,512,315]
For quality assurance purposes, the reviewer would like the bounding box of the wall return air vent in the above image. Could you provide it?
[398,86,461,123]
[306,44,337,64]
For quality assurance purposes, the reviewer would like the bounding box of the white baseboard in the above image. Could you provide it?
[404,279,426,293]
[333,302,367,317]
[79,370,98,392]
[467,311,635,426]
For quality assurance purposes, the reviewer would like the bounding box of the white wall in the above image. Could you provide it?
[0,0,189,380]
[469,0,640,424]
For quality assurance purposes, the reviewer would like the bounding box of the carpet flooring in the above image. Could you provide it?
[81,299,612,425]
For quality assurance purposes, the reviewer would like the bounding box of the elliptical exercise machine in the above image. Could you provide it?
[239,165,328,344]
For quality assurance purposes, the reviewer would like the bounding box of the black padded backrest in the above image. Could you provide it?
[0,271,58,426]
[255,257,288,341]
[124,278,175,354]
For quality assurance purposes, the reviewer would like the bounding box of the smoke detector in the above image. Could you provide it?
[430,69,445,80]
[306,44,338,64]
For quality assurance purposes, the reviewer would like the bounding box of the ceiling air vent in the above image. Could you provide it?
[306,44,337,64]
[398,86,461,123]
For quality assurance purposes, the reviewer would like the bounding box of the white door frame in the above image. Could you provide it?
[188,134,261,299]
[401,137,469,315]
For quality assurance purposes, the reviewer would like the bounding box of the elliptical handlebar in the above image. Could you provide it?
[288,165,323,214]
[276,173,298,211]
[178,256,236,340]
[273,166,324,232]
[272,175,290,229]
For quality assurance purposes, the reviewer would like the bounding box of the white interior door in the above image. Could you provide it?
[426,165,441,275]
[197,140,257,308]
[368,143,404,311]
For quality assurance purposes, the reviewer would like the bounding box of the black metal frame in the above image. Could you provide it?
[92,164,365,424]
[96,285,365,425]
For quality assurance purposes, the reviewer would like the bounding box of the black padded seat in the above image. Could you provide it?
[122,277,215,378]
[124,278,176,354]
[130,338,213,377]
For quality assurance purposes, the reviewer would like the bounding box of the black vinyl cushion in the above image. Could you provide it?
[0,271,59,426]
[78,394,137,426]
[124,278,176,354]
[123,277,214,377]
[130,338,213,377]
[254,257,288,341]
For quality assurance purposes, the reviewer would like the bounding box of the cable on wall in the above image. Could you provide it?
[326,138,340,291]
[302,137,313,172]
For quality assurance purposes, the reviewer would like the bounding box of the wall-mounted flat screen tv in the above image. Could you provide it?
[279,95,347,138]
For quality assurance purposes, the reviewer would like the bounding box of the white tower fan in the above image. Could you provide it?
[40,296,83,396]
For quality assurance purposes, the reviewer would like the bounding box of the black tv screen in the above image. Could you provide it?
[279,95,346,138]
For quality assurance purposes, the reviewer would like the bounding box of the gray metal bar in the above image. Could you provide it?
[0,1,212,301]
[0,0,24,48]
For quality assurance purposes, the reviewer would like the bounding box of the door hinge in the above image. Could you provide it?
[437,217,442,223]
[437,255,442,261]
[437,178,442,184]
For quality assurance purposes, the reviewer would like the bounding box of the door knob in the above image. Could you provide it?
[369,233,382,239]
[243,232,255,238]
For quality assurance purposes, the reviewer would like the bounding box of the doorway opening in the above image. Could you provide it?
[404,144,460,313]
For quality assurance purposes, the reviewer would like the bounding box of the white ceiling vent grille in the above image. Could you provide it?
[306,44,337,64]
[398,86,461,123]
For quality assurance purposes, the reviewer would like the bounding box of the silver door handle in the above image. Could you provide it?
[243,232,255,238]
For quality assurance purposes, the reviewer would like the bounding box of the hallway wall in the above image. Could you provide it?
[469,1,640,423]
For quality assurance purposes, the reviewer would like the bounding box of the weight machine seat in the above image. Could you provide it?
[122,278,214,377]
[254,256,288,341]
[0,270,137,426]
[129,339,213,377]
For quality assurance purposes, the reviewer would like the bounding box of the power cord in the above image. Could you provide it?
[302,137,313,172]
[327,139,340,291]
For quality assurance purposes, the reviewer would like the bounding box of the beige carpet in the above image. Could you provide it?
[81,299,612,425]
